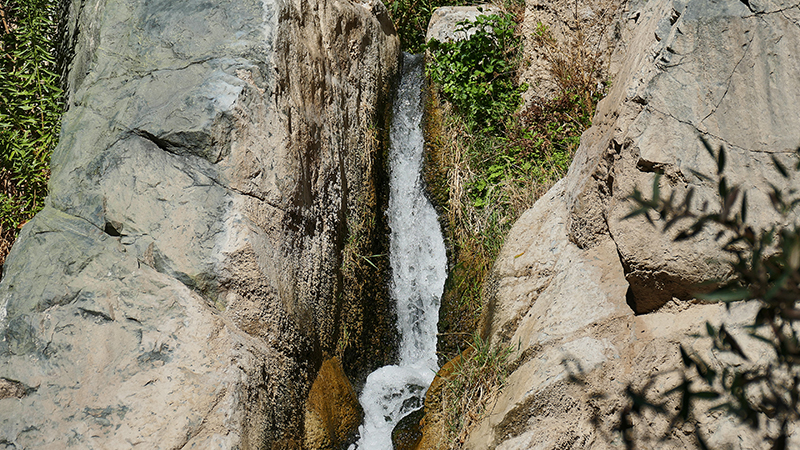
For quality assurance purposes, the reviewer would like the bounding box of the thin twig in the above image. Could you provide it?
[0,0,10,35]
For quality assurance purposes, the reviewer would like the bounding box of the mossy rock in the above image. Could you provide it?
[392,407,425,450]
[414,347,474,450]
[304,357,363,449]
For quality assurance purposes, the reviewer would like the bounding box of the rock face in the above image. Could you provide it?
[0,0,399,448]
[518,0,621,104]
[472,0,800,448]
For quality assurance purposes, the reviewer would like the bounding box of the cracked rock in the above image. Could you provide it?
[467,0,800,448]
[0,0,399,447]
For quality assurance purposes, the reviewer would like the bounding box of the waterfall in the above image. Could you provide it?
[351,53,447,449]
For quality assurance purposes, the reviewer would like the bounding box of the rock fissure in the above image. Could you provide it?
[743,2,800,16]
[136,56,218,78]
[131,129,186,155]
[129,128,292,214]
[698,27,754,125]
[647,104,753,153]
[225,185,285,212]
[86,56,220,89]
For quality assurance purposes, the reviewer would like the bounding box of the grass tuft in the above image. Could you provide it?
[442,333,514,447]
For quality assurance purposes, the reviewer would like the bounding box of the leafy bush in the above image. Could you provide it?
[426,12,525,134]
[0,0,63,266]
[618,140,800,449]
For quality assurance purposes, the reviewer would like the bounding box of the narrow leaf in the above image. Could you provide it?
[700,135,715,160]
[693,391,720,399]
[689,169,711,182]
[771,154,789,178]
[680,346,693,368]
[652,174,661,204]
[705,322,717,338]
[720,325,749,360]
[697,287,750,302]
[741,190,748,224]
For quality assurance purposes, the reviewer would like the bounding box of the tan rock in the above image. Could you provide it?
[566,0,800,312]
[467,0,800,448]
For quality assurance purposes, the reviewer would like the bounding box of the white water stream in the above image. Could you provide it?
[351,53,447,449]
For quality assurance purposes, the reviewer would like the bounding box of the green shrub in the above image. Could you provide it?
[0,0,63,265]
[426,12,525,134]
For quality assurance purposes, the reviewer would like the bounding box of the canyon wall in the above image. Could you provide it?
[472,0,800,448]
[0,0,399,448]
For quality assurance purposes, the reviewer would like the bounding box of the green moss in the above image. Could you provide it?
[336,91,396,383]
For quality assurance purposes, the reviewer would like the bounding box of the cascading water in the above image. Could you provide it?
[351,53,447,449]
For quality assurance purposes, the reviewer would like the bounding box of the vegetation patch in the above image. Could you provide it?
[0,0,63,268]
[421,7,612,447]
[426,10,607,362]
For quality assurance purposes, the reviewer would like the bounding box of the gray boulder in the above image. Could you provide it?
[0,0,399,447]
